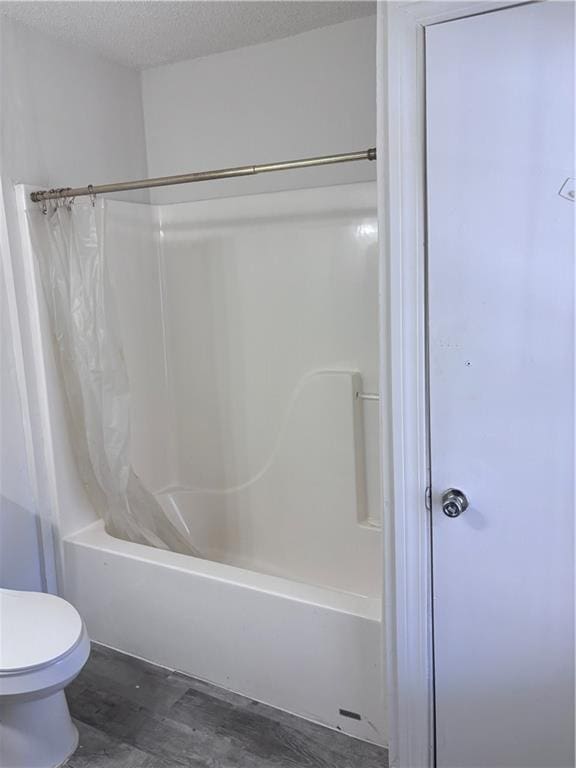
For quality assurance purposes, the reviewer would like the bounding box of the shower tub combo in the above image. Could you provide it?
[18,181,386,745]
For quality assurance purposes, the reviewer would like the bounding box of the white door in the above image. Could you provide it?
[426,4,575,767]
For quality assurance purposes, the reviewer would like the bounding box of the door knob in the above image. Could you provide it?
[442,488,469,518]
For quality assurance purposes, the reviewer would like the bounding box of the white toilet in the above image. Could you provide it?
[0,588,90,768]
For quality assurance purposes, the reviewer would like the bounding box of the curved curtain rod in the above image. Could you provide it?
[30,147,377,203]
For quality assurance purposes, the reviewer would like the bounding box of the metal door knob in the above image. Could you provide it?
[442,488,469,518]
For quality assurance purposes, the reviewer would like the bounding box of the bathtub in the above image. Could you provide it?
[63,521,386,745]
[16,180,386,745]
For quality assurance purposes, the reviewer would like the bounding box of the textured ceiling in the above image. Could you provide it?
[0,1,376,70]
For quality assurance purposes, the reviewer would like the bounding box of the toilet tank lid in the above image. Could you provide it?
[0,588,84,673]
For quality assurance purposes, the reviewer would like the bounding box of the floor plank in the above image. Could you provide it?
[68,720,183,768]
[67,644,388,768]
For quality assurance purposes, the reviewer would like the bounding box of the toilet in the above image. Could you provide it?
[0,588,90,768]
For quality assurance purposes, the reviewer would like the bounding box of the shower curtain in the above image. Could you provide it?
[28,199,198,556]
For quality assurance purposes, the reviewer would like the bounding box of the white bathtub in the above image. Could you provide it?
[63,521,386,745]
[16,180,386,746]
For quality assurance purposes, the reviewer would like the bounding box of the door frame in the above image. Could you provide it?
[377,3,539,766]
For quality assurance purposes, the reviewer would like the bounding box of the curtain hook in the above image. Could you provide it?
[88,184,96,207]
[64,187,74,211]
[44,190,57,215]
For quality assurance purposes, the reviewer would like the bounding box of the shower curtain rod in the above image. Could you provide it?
[30,147,377,203]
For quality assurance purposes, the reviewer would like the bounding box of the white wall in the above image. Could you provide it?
[142,17,376,204]
[0,17,148,199]
[0,256,42,590]
[0,16,149,590]
[0,257,34,514]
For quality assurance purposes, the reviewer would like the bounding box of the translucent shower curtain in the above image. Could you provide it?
[28,199,198,556]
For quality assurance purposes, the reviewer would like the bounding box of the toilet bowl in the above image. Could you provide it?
[0,588,90,768]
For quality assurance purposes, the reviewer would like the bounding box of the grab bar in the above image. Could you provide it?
[356,392,380,401]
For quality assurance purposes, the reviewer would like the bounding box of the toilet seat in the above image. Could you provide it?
[0,588,83,674]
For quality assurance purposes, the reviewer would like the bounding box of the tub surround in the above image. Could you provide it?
[108,182,382,593]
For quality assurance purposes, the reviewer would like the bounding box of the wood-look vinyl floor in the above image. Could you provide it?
[66,643,388,768]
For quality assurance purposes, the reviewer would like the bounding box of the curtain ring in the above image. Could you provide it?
[40,197,48,215]
[88,184,96,207]
[64,187,74,211]
[46,190,58,214]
